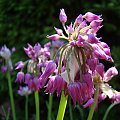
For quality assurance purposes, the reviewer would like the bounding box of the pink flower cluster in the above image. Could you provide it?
[46,9,119,107]
[15,41,63,96]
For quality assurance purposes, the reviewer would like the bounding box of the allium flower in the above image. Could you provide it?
[46,8,119,107]
[15,42,60,92]
[0,45,13,71]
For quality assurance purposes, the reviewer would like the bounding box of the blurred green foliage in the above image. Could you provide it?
[0,0,120,120]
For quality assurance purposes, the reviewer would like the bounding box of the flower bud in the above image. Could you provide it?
[67,23,74,34]
[54,27,63,35]
[59,8,67,23]
[16,71,24,83]
[75,14,83,25]
[47,34,60,40]
[15,61,24,70]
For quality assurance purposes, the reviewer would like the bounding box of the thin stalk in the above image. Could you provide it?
[77,105,84,120]
[48,95,53,120]
[87,84,99,120]
[56,91,68,120]
[7,71,16,120]
[68,98,73,120]
[25,95,28,120]
[103,102,120,120]
[35,91,40,120]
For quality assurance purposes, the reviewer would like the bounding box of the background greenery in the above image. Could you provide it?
[0,0,120,120]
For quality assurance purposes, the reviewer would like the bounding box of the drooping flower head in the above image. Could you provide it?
[46,9,117,107]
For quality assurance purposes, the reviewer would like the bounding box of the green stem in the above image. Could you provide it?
[35,91,40,120]
[25,95,28,120]
[69,98,73,120]
[103,102,120,120]
[77,105,84,120]
[48,95,53,120]
[7,71,16,120]
[87,84,99,120]
[56,91,68,120]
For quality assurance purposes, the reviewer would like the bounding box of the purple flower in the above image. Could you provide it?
[15,71,24,84]
[54,27,63,36]
[75,14,83,25]
[83,12,101,22]
[28,77,40,91]
[104,67,118,82]
[45,76,56,95]
[39,61,56,88]
[25,73,32,84]
[54,75,67,96]
[87,58,98,72]
[90,20,103,29]
[88,34,101,44]
[98,93,107,102]
[68,81,93,106]
[11,47,16,53]
[67,23,74,34]
[96,63,104,78]
[59,9,67,23]
[15,61,24,70]
[83,98,94,108]
[47,34,60,40]
[1,66,8,73]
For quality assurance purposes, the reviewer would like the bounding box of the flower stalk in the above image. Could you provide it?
[35,91,40,120]
[69,98,73,120]
[47,95,53,120]
[56,91,68,120]
[25,95,28,120]
[87,84,99,120]
[7,71,16,120]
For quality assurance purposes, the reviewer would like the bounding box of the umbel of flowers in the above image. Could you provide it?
[46,9,120,120]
